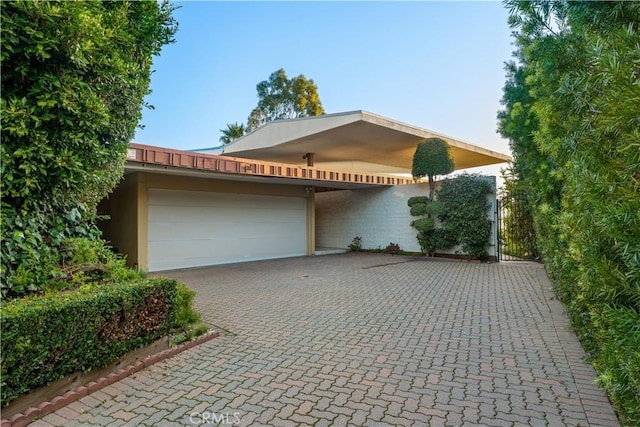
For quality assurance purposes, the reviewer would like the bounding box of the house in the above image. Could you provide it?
[98,111,511,272]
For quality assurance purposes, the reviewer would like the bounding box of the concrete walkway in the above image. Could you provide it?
[33,254,618,426]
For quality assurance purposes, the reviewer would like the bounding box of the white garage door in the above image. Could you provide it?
[148,189,307,271]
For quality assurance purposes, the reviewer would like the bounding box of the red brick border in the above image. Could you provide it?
[1,331,219,427]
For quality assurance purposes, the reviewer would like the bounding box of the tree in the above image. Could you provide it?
[1,0,177,297]
[411,138,454,200]
[219,122,246,144]
[246,68,324,131]
[496,57,541,260]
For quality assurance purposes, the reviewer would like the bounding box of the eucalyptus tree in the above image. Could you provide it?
[246,68,324,131]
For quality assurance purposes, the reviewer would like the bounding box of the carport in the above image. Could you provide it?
[99,144,409,272]
[99,111,511,272]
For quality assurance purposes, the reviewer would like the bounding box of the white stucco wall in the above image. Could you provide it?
[315,177,497,258]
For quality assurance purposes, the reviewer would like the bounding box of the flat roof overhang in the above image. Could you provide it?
[220,110,511,171]
[125,143,413,190]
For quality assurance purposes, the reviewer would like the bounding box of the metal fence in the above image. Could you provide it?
[497,194,538,261]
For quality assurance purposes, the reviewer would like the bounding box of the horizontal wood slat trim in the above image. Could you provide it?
[127,143,413,187]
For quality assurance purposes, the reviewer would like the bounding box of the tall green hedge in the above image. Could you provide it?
[499,2,640,424]
[1,0,176,297]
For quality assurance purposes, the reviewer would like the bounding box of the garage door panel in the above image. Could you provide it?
[148,205,226,223]
[149,190,237,208]
[149,207,306,239]
[148,189,306,271]
[149,238,244,262]
[149,216,305,241]
[149,238,303,271]
[149,217,236,239]
[149,190,303,209]
[149,205,303,223]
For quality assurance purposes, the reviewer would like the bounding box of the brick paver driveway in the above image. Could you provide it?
[37,254,618,426]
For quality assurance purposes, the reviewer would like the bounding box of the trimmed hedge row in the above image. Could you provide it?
[1,277,180,407]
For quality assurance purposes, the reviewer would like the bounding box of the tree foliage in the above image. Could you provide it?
[411,138,455,200]
[246,68,325,131]
[499,1,640,423]
[0,0,177,298]
[219,122,246,144]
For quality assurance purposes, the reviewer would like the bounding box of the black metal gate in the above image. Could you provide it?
[497,194,538,261]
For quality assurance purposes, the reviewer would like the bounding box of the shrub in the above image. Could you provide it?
[592,305,640,424]
[57,237,143,288]
[0,277,197,407]
[409,174,493,259]
[1,209,103,298]
[385,242,401,255]
[437,175,493,260]
[348,236,362,252]
[416,229,457,257]
[1,236,143,299]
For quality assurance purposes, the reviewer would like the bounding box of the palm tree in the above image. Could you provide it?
[219,122,246,144]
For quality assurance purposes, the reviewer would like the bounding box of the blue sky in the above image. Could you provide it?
[135,1,515,175]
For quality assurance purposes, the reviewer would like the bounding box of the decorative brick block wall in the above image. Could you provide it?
[315,177,497,258]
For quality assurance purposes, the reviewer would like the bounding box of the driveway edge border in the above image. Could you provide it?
[1,331,219,427]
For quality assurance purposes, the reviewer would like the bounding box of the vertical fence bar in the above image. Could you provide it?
[496,198,501,262]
